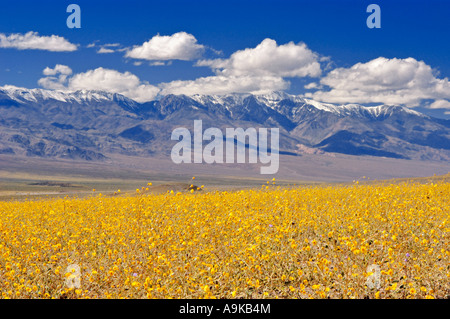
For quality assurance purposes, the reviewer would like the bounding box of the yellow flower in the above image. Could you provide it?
[0,177,447,298]
[390,283,397,291]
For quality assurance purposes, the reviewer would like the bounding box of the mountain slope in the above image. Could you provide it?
[0,86,449,162]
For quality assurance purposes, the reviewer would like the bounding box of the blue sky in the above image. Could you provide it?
[1,0,449,118]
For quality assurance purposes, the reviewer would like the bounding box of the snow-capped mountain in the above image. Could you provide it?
[0,86,449,161]
[1,85,138,108]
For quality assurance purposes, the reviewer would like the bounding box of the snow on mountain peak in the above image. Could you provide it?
[0,85,71,103]
[303,98,427,118]
[0,86,427,119]
[0,85,136,105]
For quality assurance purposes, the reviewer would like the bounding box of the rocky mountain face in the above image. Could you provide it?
[1,86,449,161]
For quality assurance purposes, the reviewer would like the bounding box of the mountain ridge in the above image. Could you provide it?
[1,85,449,162]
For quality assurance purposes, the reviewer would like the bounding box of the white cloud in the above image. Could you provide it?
[150,61,165,66]
[159,75,289,96]
[42,64,72,76]
[150,61,171,66]
[39,66,160,102]
[68,67,159,102]
[304,82,319,89]
[68,68,160,102]
[97,47,115,54]
[125,32,205,61]
[159,38,320,96]
[428,99,450,110]
[306,57,450,107]
[88,42,124,53]
[103,43,120,47]
[196,38,322,78]
[37,77,66,90]
[38,64,73,90]
[0,31,77,52]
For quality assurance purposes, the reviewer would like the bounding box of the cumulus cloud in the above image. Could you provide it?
[159,38,321,96]
[306,57,450,107]
[159,75,289,96]
[68,68,160,102]
[43,64,72,77]
[304,82,320,90]
[37,77,67,90]
[125,32,205,61]
[196,38,322,78]
[39,66,159,102]
[38,64,73,90]
[0,31,77,52]
[428,99,450,110]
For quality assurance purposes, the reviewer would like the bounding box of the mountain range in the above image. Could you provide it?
[1,86,449,163]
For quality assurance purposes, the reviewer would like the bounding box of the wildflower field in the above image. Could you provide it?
[0,180,448,299]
